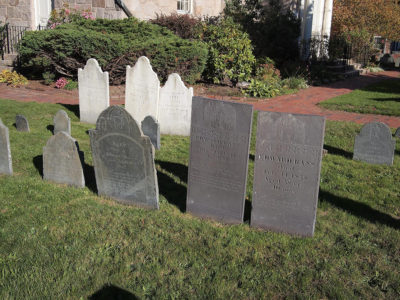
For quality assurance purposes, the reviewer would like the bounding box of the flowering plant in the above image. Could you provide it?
[55,77,68,89]
[48,4,95,29]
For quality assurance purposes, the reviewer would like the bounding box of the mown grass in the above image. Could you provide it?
[319,78,400,117]
[0,99,399,299]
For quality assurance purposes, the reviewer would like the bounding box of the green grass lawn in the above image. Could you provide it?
[0,99,400,299]
[319,78,400,117]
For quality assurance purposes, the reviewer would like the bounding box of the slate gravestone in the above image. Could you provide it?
[15,115,29,132]
[89,106,159,208]
[0,118,13,175]
[186,97,253,224]
[251,112,325,237]
[395,127,400,139]
[78,58,110,124]
[53,110,71,135]
[43,132,85,188]
[141,115,160,150]
[158,73,193,136]
[353,122,396,165]
[125,56,160,124]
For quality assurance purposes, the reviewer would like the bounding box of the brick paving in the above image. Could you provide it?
[1,70,400,127]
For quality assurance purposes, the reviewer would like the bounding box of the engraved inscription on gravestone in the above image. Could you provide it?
[15,115,29,132]
[89,106,159,208]
[158,73,193,136]
[251,112,325,237]
[53,110,71,135]
[125,56,160,124]
[353,122,395,165]
[141,115,160,150]
[395,127,400,139]
[187,97,253,223]
[0,118,13,175]
[43,132,85,188]
[78,58,110,124]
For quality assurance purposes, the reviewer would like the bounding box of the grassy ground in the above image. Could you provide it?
[319,78,400,117]
[0,99,400,299]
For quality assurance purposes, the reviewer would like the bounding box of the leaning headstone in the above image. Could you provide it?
[43,132,85,188]
[251,112,325,237]
[53,110,71,135]
[395,127,400,139]
[353,122,395,165]
[15,115,29,132]
[0,118,13,175]
[187,97,253,224]
[158,73,193,136]
[141,115,160,150]
[78,58,110,124]
[89,106,159,208]
[125,56,160,124]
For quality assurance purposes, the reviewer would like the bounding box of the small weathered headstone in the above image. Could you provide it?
[187,97,253,224]
[125,56,160,124]
[53,110,71,135]
[0,118,13,175]
[89,106,159,208]
[158,73,193,136]
[78,58,110,124]
[141,115,160,150]
[251,112,325,237]
[395,127,400,139]
[43,132,85,188]
[15,115,29,132]
[353,122,395,165]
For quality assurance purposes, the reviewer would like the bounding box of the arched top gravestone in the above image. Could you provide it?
[43,132,85,188]
[0,118,13,175]
[158,73,193,136]
[353,122,395,165]
[125,56,160,124]
[395,127,400,139]
[15,115,29,132]
[78,58,110,124]
[141,115,160,150]
[89,106,159,209]
[53,110,71,135]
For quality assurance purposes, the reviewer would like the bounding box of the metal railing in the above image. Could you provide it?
[1,24,29,58]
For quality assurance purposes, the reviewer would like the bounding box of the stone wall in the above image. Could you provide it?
[54,0,125,20]
[0,0,33,28]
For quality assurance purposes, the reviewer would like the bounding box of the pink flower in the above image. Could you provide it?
[55,77,68,89]
[65,9,70,15]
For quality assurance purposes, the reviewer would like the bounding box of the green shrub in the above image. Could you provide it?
[243,78,282,98]
[282,76,308,90]
[64,79,78,90]
[18,18,208,85]
[200,17,255,85]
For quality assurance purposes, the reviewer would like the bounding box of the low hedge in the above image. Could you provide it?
[18,18,208,84]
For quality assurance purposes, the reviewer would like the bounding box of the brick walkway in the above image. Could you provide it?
[1,70,400,127]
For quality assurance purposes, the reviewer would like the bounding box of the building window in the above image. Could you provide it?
[177,0,191,13]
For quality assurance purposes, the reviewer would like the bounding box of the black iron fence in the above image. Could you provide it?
[1,24,29,58]
[301,35,378,67]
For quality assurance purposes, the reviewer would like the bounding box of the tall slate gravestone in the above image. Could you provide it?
[43,132,85,188]
[53,110,71,135]
[125,56,160,124]
[395,127,400,139]
[187,97,253,224]
[89,106,159,208]
[141,115,160,150]
[78,58,110,124]
[15,115,29,132]
[158,73,193,136]
[0,118,13,175]
[251,112,325,237]
[353,122,395,165]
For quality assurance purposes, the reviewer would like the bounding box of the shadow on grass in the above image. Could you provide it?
[156,160,187,212]
[244,199,252,223]
[323,145,353,159]
[371,97,400,102]
[83,162,97,193]
[33,155,43,177]
[89,284,138,300]
[46,124,54,134]
[319,190,400,230]
[249,153,255,161]
[156,160,188,184]
[59,104,79,119]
